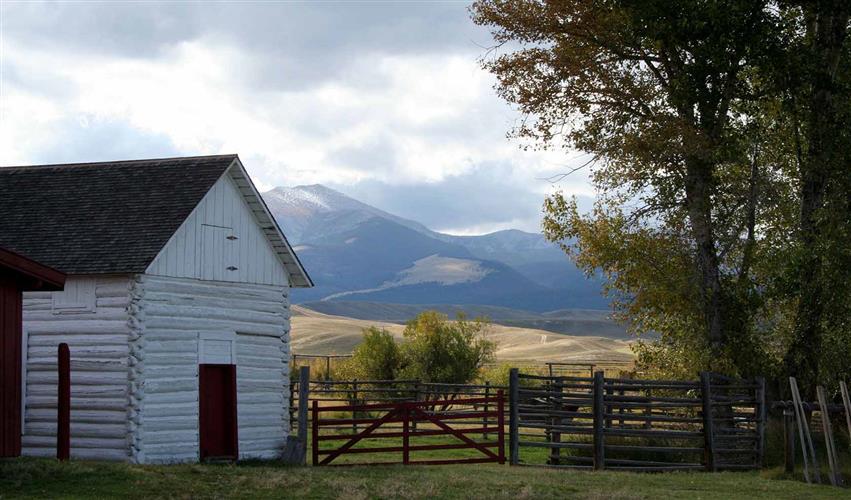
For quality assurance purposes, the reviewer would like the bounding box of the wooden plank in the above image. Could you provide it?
[790,377,820,484]
[841,381,851,451]
[816,386,842,487]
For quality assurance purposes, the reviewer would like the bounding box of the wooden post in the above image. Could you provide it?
[840,381,851,450]
[483,381,491,440]
[551,382,561,465]
[700,372,716,472]
[297,366,310,464]
[402,404,410,465]
[57,343,70,461]
[352,379,358,434]
[592,370,605,470]
[411,380,420,432]
[509,368,519,465]
[497,389,506,464]
[784,408,796,474]
[756,376,766,468]
[789,377,819,484]
[311,400,319,466]
[605,384,613,429]
[816,386,842,487]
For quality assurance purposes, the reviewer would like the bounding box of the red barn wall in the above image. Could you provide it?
[0,272,23,457]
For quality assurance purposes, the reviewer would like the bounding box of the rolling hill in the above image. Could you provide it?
[290,305,634,364]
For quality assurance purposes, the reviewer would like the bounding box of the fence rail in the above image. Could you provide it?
[311,392,506,466]
[508,369,765,472]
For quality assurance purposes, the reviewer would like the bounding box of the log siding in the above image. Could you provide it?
[21,275,133,461]
[137,274,290,463]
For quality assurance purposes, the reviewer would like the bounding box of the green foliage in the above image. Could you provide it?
[398,311,496,384]
[472,0,851,389]
[344,327,402,381]
[346,311,496,385]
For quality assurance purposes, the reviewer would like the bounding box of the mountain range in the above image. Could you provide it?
[262,184,609,313]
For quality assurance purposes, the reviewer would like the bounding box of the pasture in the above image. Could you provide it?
[1,457,847,499]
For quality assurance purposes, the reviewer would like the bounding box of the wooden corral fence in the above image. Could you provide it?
[508,369,766,472]
[311,392,505,466]
[290,377,509,439]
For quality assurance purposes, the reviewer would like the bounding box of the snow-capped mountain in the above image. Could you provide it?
[262,184,608,311]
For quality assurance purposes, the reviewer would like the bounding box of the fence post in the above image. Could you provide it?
[57,343,70,461]
[592,370,605,470]
[297,366,310,465]
[311,400,319,466]
[352,379,359,434]
[412,380,420,432]
[497,389,506,464]
[483,381,491,440]
[756,376,766,468]
[402,404,410,465]
[700,372,716,472]
[783,407,796,474]
[509,368,519,465]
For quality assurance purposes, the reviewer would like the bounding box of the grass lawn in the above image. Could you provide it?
[1,458,848,499]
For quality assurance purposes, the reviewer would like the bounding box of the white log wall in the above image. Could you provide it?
[21,275,133,461]
[138,274,290,463]
[146,172,289,287]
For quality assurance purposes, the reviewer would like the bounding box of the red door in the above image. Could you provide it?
[199,364,238,461]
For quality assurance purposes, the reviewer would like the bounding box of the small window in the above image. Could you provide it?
[52,278,96,314]
[198,332,236,365]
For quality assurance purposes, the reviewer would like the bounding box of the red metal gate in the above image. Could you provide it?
[312,391,505,466]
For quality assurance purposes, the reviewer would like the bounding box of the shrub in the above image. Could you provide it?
[398,311,496,384]
[345,327,402,381]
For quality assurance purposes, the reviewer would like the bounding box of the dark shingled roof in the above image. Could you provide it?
[0,155,237,274]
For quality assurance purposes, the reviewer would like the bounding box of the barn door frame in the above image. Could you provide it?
[199,363,239,461]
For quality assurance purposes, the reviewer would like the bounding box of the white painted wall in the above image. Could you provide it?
[146,172,289,287]
[21,275,133,461]
[134,274,290,464]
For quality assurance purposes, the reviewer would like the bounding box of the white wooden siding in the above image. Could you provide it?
[136,274,290,464]
[146,173,289,286]
[21,275,133,461]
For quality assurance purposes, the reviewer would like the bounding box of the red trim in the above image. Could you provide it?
[0,247,65,291]
[57,343,70,461]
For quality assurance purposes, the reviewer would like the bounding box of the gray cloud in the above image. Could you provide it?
[3,2,492,90]
[328,162,594,234]
[1,2,596,235]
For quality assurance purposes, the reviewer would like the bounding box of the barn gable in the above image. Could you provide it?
[146,168,289,286]
[0,155,312,288]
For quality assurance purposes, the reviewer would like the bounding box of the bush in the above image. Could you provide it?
[398,311,496,384]
[344,327,401,381]
[346,311,497,385]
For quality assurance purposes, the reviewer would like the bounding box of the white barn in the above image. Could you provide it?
[0,155,312,463]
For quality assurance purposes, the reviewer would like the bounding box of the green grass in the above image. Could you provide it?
[1,457,848,499]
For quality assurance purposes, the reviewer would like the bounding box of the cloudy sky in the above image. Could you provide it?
[0,1,594,235]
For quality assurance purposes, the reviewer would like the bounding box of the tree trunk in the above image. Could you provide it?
[684,155,726,359]
[786,4,850,396]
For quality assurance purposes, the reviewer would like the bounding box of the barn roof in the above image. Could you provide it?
[0,246,66,291]
[0,155,312,287]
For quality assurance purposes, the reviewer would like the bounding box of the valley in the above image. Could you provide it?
[290,305,634,364]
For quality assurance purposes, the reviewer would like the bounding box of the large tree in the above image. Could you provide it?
[472,0,775,373]
[777,1,851,392]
